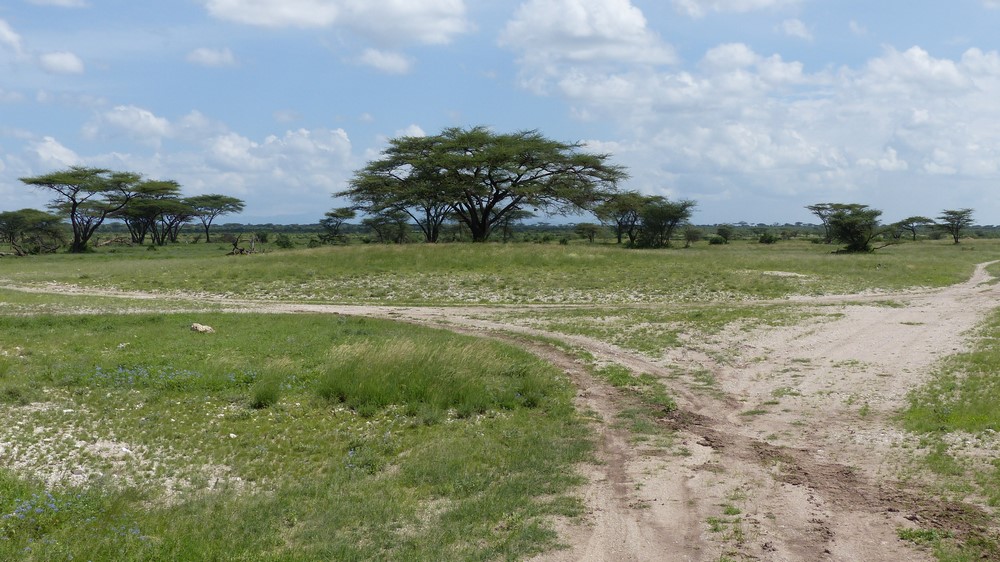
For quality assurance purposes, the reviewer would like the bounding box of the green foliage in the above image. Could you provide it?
[635,197,696,248]
[758,232,779,244]
[0,208,65,255]
[19,166,147,253]
[826,203,883,253]
[184,194,246,243]
[937,208,975,244]
[341,126,627,242]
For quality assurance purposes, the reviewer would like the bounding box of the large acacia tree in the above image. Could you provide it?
[341,126,627,242]
[20,166,146,253]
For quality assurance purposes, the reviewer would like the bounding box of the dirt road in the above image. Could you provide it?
[5,261,1000,560]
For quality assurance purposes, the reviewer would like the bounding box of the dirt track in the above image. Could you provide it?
[5,262,1000,560]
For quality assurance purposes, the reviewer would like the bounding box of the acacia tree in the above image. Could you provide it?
[893,216,934,241]
[319,207,356,244]
[937,209,974,244]
[635,197,696,248]
[342,126,626,242]
[185,194,245,243]
[594,190,645,245]
[828,204,884,253]
[806,203,839,243]
[115,180,187,245]
[20,166,146,253]
[0,209,65,255]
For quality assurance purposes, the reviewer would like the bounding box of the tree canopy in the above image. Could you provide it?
[0,208,65,255]
[185,194,246,243]
[341,126,627,242]
[635,197,696,248]
[20,166,147,252]
[827,203,883,253]
[937,208,974,244]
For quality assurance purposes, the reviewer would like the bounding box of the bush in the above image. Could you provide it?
[708,236,727,245]
[274,234,295,249]
[758,232,780,244]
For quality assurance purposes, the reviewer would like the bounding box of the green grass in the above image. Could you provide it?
[0,313,591,561]
[2,238,997,305]
[900,307,1000,559]
[902,307,1000,435]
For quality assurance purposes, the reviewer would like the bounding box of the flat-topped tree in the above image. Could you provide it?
[185,194,245,243]
[937,209,974,244]
[20,166,145,253]
[343,126,627,242]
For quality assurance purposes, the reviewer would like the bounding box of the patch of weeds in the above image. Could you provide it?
[771,386,800,398]
[859,403,871,418]
[249,374,282,409]
[706,516,726,533]
[0,382,35,405]
[739,409,768,417]
[722,504,741,516]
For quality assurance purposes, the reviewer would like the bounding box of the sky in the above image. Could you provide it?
[2,0,1000,226]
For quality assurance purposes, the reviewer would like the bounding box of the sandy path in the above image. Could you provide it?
[3,261,999,560]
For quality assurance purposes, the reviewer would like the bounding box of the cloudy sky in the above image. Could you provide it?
[2,0,1000,225]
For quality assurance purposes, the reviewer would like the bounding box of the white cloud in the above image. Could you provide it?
[984,1,1000,8]
[357,48,412,74]
[204,0,340,27]
[394,124,426,138]
[27,0,88,6]
[38,51,85,74]
[509,38,1000,216]
[203,0,471,44]
[29,136,80,167]
[672,0,800,18]
[0,19,23,55]
[502,0,676,68]
[858,147,908,172]
[84,105,172,145]
[779,18,812,41]
[849,20,867,36]
[186,47,236,67]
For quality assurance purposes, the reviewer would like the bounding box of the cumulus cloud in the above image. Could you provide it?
[203,0,471,44]
[186,47,236,67]
[357,48,412,74]
[508,36,1000,216]
[84,105,172,144]
[502,0,676,68]
[672,0,801,18]
[38,51,85,74]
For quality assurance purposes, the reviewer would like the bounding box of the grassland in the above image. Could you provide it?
[1,238,999,560]
[0,238,992,305]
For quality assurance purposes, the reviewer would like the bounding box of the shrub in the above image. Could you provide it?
[758,232,780,244]
[708,236,726,245]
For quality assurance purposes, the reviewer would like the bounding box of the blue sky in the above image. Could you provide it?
[2,0,1000,226]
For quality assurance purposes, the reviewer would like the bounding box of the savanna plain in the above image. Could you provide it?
[1,239,999,561]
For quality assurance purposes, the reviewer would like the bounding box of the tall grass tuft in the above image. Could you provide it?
[316,336,559,417]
